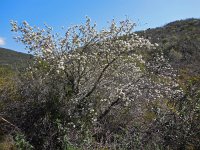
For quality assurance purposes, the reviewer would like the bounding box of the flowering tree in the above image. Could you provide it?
[7,18,183,149]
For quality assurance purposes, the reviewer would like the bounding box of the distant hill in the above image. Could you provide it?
[0,47,32,69]
[137,18,200,76]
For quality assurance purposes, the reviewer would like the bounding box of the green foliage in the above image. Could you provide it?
[14,133,33,150]
[56,119,80,150]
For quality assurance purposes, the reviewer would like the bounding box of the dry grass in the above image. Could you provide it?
[0,135,15,150]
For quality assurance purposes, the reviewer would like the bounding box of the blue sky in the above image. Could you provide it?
[1,0,200,53]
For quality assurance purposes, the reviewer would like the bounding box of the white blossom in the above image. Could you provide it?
[10,17,183,125]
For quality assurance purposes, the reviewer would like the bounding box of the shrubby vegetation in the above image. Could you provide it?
[0,18,199,149]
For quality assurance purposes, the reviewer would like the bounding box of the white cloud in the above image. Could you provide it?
[0,37,5,46]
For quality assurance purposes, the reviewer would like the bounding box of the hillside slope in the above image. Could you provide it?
[137,18,200,75]
[0,47,32,68]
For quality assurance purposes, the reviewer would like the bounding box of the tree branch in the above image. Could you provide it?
[81,58,117,101]
[97,98,120,121]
